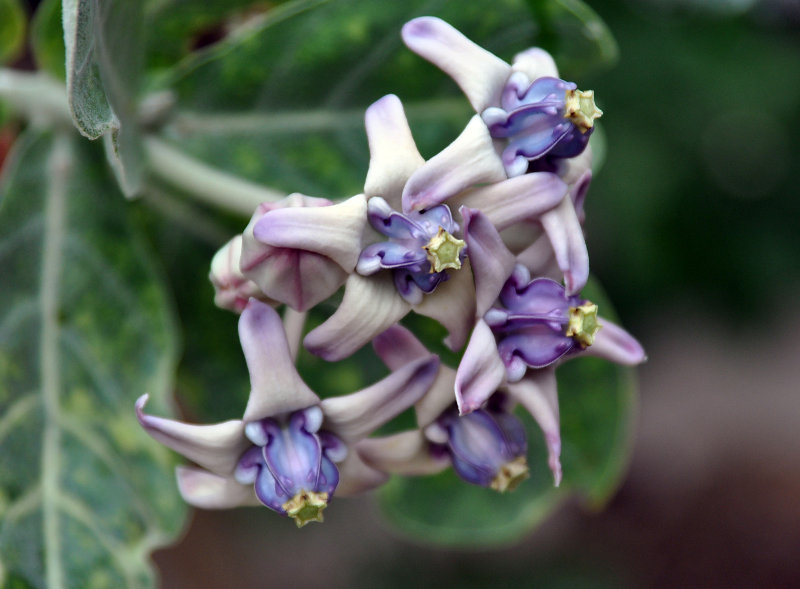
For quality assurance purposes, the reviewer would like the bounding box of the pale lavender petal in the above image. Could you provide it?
[454,319,507,414]
[499,273,569,318]
[539,196,589,295]
[176,466,259,509]
[209,234,273,313]
[401,17,511,113]
[321,356,440,442]
[372,324,430,370]
[241,232,347,312]
[136,394,247,476]
[356,432,449,476]
[304,273,411,361]
[334,453,390,496]
[402,116,507,212]
[515,233,560,278]
[582,317,647,365]
[510,47,559,82]
[372,325,457,429]
[506,368,562,486]
[452,173,567,231]
[414,259,476,351]
[252,194,367,272]
[239,300,319,423]
[461,207,516,318]
[364,94,425,209]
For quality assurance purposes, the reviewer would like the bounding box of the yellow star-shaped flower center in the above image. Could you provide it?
[282,490,329,528]
[423,227,466,273]
[490,456,530,493]
[565,301,601,348]
[564,88,603,133]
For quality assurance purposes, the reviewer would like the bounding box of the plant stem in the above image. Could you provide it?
[143,136,285,216]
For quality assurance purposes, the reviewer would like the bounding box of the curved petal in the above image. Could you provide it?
[241,237,347,312]
[253,194,367,272]
[413,259,476,351]
[453,172,567,232]
[496,324,574,373]
[175,466,259,509]
[209,234,272,313]
[357,241,427,273]
[461,207,516,318]
[401,17,511,113]
[454,319,507,414]
[402,116,506,212]
[505,368,562,486]
[539,196,589,295]
[239,300,320,422]
[304,273,411,361]
[321,356,440,442]
[510,47,559,82]
[356,432,449,476]
[515,232,559,278]
[372,325,457,428]
[582,317,647,365]
[334,453,390,496]
[136,394,247,476]
[364,95,425,209]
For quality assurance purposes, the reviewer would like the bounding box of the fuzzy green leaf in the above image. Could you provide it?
[62,0,145,196]
[0,131,186,588]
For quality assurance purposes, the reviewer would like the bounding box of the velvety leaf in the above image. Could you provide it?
[376,277,637,546]
[32,0,66,81]
[63,0,145,196]
[0,131,187,588]
[0,0,26,65]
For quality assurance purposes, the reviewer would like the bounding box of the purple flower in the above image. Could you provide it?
[433,400,529,492]
[361,325,535,490]
[136,299,439,526]
[401,17,601,179]
[356,197,465,304]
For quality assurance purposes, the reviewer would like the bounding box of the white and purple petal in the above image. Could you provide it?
[239,300,320,422]
[401,17,511,113]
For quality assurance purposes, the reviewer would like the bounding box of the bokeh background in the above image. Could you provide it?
[150,0,800,587]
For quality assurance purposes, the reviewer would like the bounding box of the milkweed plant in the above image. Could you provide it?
[0,1,644,586]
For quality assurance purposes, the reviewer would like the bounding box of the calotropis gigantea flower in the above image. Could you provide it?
[136,299,439,527]
[453,263,645,484]
[237,192,367,312]
[360,324,563,488]
[396,18,594,295]
[304,94,572,361]
[401,16,601,180]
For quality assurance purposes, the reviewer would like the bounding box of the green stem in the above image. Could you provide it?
[143,136,285,216]
[0,69,72,128]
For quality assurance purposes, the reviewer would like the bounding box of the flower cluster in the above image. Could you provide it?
[139,17,645,526]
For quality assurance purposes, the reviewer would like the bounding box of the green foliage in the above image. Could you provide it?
[31,0,65,81]
[63,0,145,196]
[0,0,26,65]
[0,131,186,588]
[377,279,636,547]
